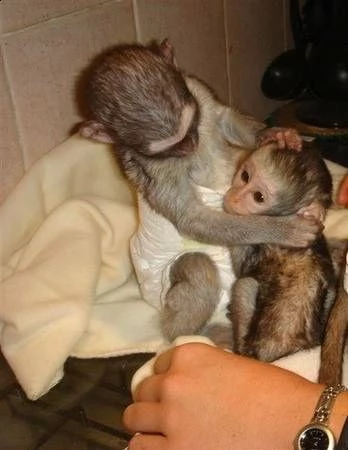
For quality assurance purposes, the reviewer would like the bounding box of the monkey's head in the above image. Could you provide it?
[224,143,332,219]
[78,40,199,158]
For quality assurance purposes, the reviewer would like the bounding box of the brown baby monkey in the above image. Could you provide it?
[225,143,337,363]
[78,40,322,340]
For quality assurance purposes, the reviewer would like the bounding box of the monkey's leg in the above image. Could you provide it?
[319,283,348,385]
[229,277,259,354]
[161,252,220,341]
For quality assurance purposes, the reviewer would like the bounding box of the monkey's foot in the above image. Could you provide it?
[161,283,219,341]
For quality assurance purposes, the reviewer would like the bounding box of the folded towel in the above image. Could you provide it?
[0,134,347,399]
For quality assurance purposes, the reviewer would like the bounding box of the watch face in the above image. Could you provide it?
[298,425,334,450]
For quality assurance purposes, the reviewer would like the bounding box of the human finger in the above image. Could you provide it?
[128,432,167,450]
[133,373,165,402]
[153,348,176,374]
[123,402,163,433]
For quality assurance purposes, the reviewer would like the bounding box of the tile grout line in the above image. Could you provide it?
[131,0,142,43]
[2,0,123,37]
[1,40,28,169]
[222,0,232,106]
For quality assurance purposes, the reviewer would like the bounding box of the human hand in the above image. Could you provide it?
[257,127,302,151]
[337,174,348,207]
[123,343,324,450]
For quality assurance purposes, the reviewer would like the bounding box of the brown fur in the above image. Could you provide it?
[230,241,335,361]
[319,244,348,384]
[228,146,337,363]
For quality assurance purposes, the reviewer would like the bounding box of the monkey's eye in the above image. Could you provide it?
[241,170,249,183]
[253,191,264,203]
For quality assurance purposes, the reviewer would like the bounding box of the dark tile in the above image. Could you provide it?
[0,390,64,449]
[0,353,16,393]
[59,417,129,449]
[0,354,155,449]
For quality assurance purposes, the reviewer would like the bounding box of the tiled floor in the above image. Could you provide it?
[0,352,153,450]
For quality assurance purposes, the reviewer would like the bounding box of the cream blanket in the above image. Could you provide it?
[0,134,347,400]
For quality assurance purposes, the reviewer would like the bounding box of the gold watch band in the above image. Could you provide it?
[311,384,347,426]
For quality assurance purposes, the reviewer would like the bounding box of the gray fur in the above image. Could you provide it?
[161,253,220,340]
[78,41,323,340]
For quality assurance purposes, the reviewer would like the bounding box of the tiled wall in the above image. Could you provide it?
[0,0,291,203]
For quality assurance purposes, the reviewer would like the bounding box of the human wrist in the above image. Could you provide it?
[329,390,348,441]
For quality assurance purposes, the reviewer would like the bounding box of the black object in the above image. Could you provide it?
[261,49,307,100]
[261,0,348,129]
[336,417,348,450]
[309,43,348,102]
[315,136,348,167]
[296,100,348,129]
[261,0,307,101]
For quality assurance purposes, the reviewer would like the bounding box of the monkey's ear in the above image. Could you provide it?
[298,200,326,222]
[159,38,177,66]
[79,120,114,143]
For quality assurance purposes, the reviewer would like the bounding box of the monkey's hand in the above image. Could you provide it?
[297,201,327,223]
[276,214,323,248]
[79,121,114,143]
[257,127,302,151]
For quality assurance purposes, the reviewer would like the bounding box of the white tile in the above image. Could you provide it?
[3,0,136,166]
[226,0,287,119]
[136,0,229,103]
[0,53,24,203]
[1,0,121,33]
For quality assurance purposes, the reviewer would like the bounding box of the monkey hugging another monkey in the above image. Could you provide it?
[78,40,347,384]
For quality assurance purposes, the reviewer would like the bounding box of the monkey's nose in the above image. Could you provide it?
[223,193,238,213]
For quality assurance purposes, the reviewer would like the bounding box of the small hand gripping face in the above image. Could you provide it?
[224,143,332,222]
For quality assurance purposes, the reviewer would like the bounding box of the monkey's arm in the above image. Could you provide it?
[219,108,302,150]
[186,76,264,148]
[218,107,265,147]
[147,180,321,248]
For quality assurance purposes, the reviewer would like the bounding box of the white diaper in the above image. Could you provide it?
[130,184,235,325]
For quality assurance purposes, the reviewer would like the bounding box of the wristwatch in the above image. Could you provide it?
[295,384,346,450]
